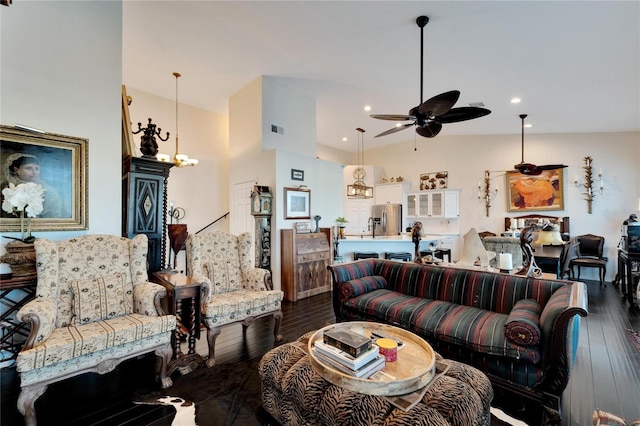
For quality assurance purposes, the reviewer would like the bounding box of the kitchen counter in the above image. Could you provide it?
[335,234,441,262]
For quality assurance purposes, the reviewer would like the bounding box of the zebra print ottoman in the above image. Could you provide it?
[258,332,493,426]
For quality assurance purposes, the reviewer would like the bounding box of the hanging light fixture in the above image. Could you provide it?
[346,127,373,199]
[157,72,198,167]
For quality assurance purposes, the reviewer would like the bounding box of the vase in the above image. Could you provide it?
[0,240,37,277]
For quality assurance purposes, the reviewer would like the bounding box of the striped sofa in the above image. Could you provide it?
[328,259,588,423]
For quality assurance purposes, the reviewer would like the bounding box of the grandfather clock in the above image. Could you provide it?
[250,185,273,271]
[122,156,173,273]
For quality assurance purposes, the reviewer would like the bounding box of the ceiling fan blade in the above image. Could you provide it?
[370,114,415,121]
[436,107,492,123]
[418,90,460,117]
[537,164,568,171]
[374,123,414,138]
[416,122,442,138]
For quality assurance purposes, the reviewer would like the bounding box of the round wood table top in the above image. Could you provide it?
[308,321,435,396]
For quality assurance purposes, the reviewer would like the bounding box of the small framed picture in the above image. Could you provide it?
[291,169,304,181]
[284,187,310,219]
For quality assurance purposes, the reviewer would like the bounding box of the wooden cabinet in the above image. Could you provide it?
[281,228,332,302]
[406,190,460,219]
[122,156,173,273]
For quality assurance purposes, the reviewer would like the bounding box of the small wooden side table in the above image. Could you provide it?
[152,271,205,375]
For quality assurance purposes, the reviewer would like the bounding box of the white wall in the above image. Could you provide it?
[365,131,640,281]
[126,88,229,272]
[1,1,123,249]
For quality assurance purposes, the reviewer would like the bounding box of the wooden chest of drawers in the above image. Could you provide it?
[281,228,333,302]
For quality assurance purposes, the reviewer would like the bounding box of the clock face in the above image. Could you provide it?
[353,167,366,179]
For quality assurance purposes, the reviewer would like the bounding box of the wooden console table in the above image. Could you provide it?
[152,272,205,374]
[0,274,37,365]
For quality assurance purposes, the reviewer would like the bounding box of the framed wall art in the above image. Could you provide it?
[121,84,136,158]
[420,171,448,190]
[1,125,89,231]
[506,168,564,212]
[284,187,310,219]
[291,168,304,181]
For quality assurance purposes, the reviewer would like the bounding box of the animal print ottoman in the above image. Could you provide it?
[258,332,493,426]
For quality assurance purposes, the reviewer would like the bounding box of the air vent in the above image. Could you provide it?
[468,102,485,107]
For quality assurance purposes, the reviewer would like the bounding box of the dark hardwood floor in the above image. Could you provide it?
[1,278,639,425]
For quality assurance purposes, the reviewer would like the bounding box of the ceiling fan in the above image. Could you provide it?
[512,114,567,175]
[370,16,491,139]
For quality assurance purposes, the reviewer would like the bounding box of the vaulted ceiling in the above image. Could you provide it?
[123,1,639,152]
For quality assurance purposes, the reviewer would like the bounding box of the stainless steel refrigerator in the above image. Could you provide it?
[371,204,403,236]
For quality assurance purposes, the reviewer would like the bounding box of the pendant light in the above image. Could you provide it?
[157,72,198,166]
[346,127,373,199]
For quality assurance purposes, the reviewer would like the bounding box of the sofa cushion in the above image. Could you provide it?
[505,299,542,346]
[70,274,130,325]
[204,261,242,294]
[16,313,175,371]
[342,289,541,364]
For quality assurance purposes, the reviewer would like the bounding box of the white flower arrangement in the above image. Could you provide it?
[2,182,45,242]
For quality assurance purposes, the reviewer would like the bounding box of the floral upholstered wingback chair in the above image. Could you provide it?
[186,231,283,368]
[16,234,176,426]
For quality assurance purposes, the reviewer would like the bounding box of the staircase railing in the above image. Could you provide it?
[195,212,230,234]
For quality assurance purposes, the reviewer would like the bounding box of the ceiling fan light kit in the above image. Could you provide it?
[370,16,491,141]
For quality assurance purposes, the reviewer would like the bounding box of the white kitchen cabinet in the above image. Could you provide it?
[375,182,410,205]
[405,190,460,219]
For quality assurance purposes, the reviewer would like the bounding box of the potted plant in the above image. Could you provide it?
[336,217,348,239]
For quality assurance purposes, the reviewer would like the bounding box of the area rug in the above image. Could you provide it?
[134,357,530,426]
[626,328,640,353]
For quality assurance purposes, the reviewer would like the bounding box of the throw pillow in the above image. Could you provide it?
[203,261,242,294]
[341,276,388,300]
[505,299,542,346]
[70,274,128,325]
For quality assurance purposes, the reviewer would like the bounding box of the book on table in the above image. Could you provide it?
[314,340,380,370]
[312,349,386,378]
[323,327,372,358]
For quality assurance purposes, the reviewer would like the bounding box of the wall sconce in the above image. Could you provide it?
[477,170,498,217]
[580,156,604,214]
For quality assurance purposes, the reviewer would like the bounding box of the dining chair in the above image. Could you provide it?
[569,234,607,286]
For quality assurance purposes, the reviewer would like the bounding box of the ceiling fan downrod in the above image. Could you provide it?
[520,114,527,164]
[417,16,429,107]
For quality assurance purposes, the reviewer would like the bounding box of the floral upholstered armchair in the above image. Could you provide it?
[186,231,283,368]
[16,234,176,426]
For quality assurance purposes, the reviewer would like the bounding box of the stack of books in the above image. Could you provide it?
[313,328,385,378]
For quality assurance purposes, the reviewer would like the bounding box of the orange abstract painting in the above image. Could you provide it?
[506,169,564,212]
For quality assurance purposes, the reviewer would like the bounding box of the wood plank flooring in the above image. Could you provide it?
[1,278,639,425]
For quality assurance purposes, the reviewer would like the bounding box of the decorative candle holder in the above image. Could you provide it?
[477,170,498,217]
[580,156,604,214]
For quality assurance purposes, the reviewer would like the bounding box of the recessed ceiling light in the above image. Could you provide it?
[524,124,532,128]
[510,98,521,104]
[342,137,348,142]
[364,105,371,112]
[395,123,402,128]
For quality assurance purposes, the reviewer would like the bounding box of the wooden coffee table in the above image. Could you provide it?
[308,322,435,396]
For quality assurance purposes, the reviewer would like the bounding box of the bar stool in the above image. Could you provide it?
[354,252,379,260]
[420,249,452,263]
[385,252,412,262]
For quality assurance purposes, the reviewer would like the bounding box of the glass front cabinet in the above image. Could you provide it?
[406,190,459,219]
